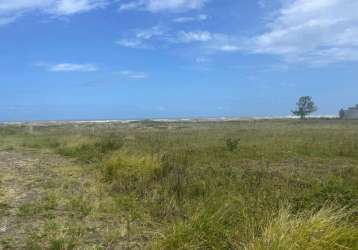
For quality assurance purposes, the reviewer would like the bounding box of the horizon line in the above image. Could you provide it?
[0,115,339,125]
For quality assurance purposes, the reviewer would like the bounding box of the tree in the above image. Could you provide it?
[339,109,345,119]
[292,96,317,119]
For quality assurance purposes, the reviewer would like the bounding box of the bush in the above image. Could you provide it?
[226,138,240,152]
[58,136,123,162]
[101,153,158,194]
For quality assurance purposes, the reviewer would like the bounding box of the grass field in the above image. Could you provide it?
[0,119,357,249]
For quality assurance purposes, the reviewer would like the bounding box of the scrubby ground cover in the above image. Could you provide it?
[0,119,357,249]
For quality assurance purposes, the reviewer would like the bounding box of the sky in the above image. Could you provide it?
[1,0,358,121]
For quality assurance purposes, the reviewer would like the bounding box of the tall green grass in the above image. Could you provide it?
[1,119,357,249]
[246,207,358,250]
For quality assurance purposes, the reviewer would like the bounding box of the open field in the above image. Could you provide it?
[0,119,357,249]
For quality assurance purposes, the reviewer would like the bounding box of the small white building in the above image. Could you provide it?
[341,105,358,119]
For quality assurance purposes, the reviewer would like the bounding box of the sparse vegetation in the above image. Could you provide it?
[0,119,357,249]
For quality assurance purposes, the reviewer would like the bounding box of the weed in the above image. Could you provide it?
[49,237,76,250]
[226,138,240,152]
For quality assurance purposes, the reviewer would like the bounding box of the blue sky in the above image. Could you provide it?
[1,0,358,121]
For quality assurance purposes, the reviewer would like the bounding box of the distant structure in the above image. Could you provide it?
[340,105,358,119]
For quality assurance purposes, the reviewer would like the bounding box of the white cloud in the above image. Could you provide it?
[176,31,212,43]
[116,26,241,54]
[0,0,108,25]
[117,28,214,49]
[116,25,166,48]
[116,38,145,48]
[36,62,98,72]
[200,33,241,52]
[118,1,143,11]
[118,70,148,79]
[50,63,98,72]
[214,44,240,52]
[135,25,165,39]
[119,0,208,12]
[50,0,107,15]
[0,0,51,11]
[172,14,207,23]
[249,0,358,64]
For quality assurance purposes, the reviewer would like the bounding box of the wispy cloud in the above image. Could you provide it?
[175,31,212,43]
[0,0,108,25]
[172,14,207,23]
[116,38,147,49]
[117,70,148,79]
[195,57,211,64]
[49,0,108,15]
[214,44,241,52]
[135,25,166,39]
[119,0,208,12]
[247,0,358,64]
[35,62,98,72]
[116,26,240,53]
[117,0,358,66]
[116,25,166,49]
[0,15,18,25]
[50,63,98,72]
[187,32,241,52]
[118,1,143,11]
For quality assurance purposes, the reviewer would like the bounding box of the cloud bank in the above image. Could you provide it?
[249,0,358,64]
[0,0,108,24]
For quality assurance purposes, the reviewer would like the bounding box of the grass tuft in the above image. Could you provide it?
[245,207,358,250]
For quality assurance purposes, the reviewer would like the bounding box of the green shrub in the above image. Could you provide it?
[101,153,159,195]
[225,138,240,152]
[58,136,123,162]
